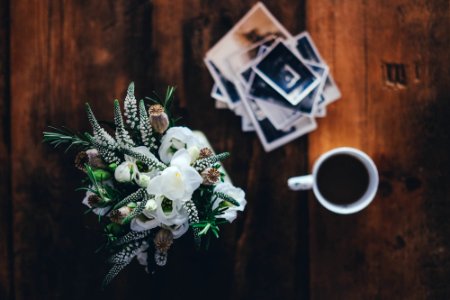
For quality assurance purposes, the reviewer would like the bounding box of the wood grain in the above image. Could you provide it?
[9,1,155,299]
[307,0,450,298]
[8,0,309,299]
[0,0,13,299]
[3,0,449,299]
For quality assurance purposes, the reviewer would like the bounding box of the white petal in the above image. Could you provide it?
[158,127,199,164]
[146,174,164,196]
[93,206,111,216]
[135,173,151,188]
[165,222,189,239]
[179,166,202,196]
[114,162,135,182]
[131,216,159,231]
[187,146,200,163]
[159,167,186,201]
[170,149,192,168]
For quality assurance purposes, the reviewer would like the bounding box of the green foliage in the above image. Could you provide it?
[43,82,244,286]
[43,126,92,152]
[189,185,232,247]
[83,164,120,208]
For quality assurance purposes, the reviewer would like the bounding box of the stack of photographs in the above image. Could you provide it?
[205,2,341,152]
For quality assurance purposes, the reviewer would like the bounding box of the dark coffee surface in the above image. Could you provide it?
[317,154,369,204]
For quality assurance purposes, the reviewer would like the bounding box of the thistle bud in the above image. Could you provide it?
[201,167,221,185]
[74,151,88,171]
[149,104,169,134]
[86,149,106,169]
[109,206,131,224]
[199,147,213,159]
[75,150,107,172]
[87,195,102,207]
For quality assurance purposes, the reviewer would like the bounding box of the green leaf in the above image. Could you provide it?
[43,126,92,152]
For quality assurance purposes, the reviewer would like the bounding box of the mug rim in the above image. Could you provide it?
[311,147,379,214]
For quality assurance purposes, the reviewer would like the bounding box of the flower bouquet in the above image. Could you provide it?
[43,83,246,286]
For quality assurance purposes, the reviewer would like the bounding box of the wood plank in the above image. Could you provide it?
[0,0,13,299]
[9,0,311,299]
[307,0,450,298]
[148,1,310,299]
[9,1,157,299]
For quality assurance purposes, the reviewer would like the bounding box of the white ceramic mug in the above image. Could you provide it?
[287,147,379,214]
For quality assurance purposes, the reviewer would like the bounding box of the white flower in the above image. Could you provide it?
[130,195,190,239]
[150,195,188,227]
[187,146,200,163]
[158,127,203,164]
[130,215,159,231]
[146,149,202,202]
[135,173,151,188]
[163,222,189,239]
[213,182,247,223]
[81,190,111,216]
[114,162,135,182]
[145,198,158,211]
[114,146,158,187]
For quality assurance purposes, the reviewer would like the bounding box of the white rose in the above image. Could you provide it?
[158,127,203,164]
[213,182,247,223]
[147,149,202,202]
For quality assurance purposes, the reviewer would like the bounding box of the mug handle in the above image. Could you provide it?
[287,175,314,191]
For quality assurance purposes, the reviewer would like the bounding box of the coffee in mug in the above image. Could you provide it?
[288,147,378,214]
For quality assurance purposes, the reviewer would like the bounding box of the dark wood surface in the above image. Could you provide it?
[0,1,449,299]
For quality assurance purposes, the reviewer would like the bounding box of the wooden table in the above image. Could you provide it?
[0,1,448,299]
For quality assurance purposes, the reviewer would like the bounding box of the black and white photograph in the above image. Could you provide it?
[246,61,328,129]
[205,2,291,106]
[248,73,302,129]
[321,75,341,105]
[238,83,317,151]
[315,105,327,117]
[252,40,320,105]
[240,106,255,132]
[237,44,271,89]
[204,59,241,106]
[293,32,323,64]
[292,32,341,105]
[225,35,277,85]
[211,84,226,101]
[294,63,328,116]
[254,99,300,130]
